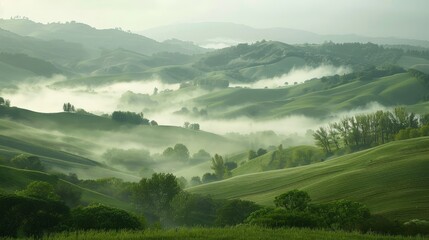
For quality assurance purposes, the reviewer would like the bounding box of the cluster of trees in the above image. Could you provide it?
[265,145,324,170]
[62,102,75,112]
[100,144,212,176]
[189,154,238,186]
[111,111,150,125]
[3,172,428,237]
[183,121,200,130]
[248,148,268,160]
[0,192,142,238]
[0,97,11,107]
[1,154,44,171]
[162,143,190,163]
[320,65,405,89]
[313,108,429,155]
[133,173,260,227]
[246,190,429,236]
[111,111,159,126]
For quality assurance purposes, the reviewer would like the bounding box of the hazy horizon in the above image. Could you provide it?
[1,0,429,41]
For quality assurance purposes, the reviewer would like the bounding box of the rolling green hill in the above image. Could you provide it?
[192,72,429,119]
[0,165,132,211]
[0,106,245,180]
[188,137,429,221]
[0,28,91,64]
[231,145,324,176]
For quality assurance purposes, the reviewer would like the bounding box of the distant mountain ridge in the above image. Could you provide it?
[141,22,429,49]
[0,19,208,55]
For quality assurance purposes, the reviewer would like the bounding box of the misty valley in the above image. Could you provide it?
[0,13,429,240]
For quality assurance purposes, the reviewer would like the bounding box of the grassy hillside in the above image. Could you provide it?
[0,165,132,211]
[189,137,429,221]
[232,145,324,176]
[0,106,243,153]
[193,72,429,119]
[0,28,90,64]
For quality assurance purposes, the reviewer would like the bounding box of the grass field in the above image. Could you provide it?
[9,226,427,240]
[189,137,429,221]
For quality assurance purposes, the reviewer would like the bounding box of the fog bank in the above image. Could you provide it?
[231,65,351,89]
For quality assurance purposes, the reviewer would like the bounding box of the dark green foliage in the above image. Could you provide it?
[55,181,82,207]
[171,192,219,226]
[246,208,318,229]
[403,219,429,236]
[216,199,261,226]
[162,143,190,163]
[79,178,136,203]
[62,102,75,112]
[17,181,60,201]
[202,172,218,183]
[361,215,403,235]
[111,111,149,125]
[224,161,238,171]
[211,154,225,179]
[256,148,268,156]
[248,150,258,160]
[0,193,69,238]
[190,176,202,186]
[312,200,371,231]
[248,190,371,232]
[274,189,311,211]
[191,149,211,164]
[267,146,323,170]
[314,108,427,155]
[69,204,142,231]
[408,69,429,85]
[133,173,181,223]
[9,154,44,171]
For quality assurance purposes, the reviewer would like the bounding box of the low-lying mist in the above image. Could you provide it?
[231,65,351,89]
[0,76,179,113]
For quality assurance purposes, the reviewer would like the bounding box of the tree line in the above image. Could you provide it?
[3,174,427,238]
[313,107,429,155]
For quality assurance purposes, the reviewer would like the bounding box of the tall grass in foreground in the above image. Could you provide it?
[11,226,428,240]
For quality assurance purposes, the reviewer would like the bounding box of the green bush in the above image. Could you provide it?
[216,199,261,226]
[0,194,69,238]
[245,208,318,228]
[69,204,142,231]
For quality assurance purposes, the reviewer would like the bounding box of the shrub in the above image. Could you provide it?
[69,204,142,231]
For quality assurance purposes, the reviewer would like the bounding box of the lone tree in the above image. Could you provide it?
[211,154,225,180]
[274,189,311,211]
[133,173,181,222]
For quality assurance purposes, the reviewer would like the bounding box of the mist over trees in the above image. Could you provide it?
[313,107,429,155]
[0,97,11,107]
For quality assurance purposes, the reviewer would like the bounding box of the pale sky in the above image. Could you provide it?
[0,0,428,40]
